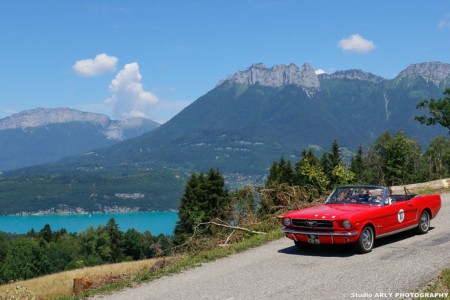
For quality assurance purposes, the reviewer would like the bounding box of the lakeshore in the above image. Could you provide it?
[0,211,179,235]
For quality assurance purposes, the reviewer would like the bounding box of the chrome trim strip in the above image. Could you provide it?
[376,224,418,238]
[282,227,359,236]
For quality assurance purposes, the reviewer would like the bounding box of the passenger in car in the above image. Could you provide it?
[385,188,394,205]
[339,189,351,201]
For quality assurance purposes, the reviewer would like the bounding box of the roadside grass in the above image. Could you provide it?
[0,259,161,299]
[412,268,450,300]
[0,230,284,299]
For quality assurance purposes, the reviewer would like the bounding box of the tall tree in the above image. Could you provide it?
[174,169,229,244]
[39,224,53,243]
[0,232,8,266]
[174,173,201,244]
[363,131,422,186]
[295,150,329,196]
[267,157,295,186]
[78,226,111,266]
[350,145,364,182]
[104,218,124,262]
[0,237,43,282]
[40,235,80,274]
[205,169,229,220]
[320,140,343,186]
[123,228,145,260]
[332,164,355,186]
[423,136,450,180]
[415,88,450,134]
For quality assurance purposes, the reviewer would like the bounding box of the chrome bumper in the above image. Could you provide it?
[282,227,359,236]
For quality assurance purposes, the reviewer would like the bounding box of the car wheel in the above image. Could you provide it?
[416,210,430,234]
[354,226,374,254]
[294,241,309,250]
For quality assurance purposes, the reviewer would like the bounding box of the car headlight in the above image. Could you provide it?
[283,218,291,226]
[343,220,351,229]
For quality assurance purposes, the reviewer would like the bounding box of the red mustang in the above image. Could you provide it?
[281,185,441,253]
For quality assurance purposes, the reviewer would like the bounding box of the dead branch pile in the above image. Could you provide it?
[257,184,325,214]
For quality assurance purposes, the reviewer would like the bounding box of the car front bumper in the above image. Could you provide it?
[282,227,359,244]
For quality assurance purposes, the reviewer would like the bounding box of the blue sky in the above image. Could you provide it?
[0,1,449,123]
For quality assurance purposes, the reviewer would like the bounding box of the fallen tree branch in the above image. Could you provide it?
[224,230,236,244]
[198,221,267,235]
[175,220,267,250]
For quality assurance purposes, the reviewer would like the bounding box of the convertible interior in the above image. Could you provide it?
[390,193,417,202]
[347,191,417,204]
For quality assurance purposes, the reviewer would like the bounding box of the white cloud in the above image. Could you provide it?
[73,53,118,77]
[105,62,158,119]
[438,14,450,29]
[315,69,326,75]
[338,34,376,53]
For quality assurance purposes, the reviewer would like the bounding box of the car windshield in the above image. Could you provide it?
[325,186,386,206]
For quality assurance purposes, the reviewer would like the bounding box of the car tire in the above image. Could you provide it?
[416,210,430,234]
[354,225,374,254]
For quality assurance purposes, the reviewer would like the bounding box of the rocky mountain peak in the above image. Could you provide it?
[0,108,159,141]
[319,69,385,84]
[0,107,110,130]
[222,63,320,89]
[395,62,450,86]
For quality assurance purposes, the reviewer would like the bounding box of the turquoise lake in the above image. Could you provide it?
[0,212,179,235]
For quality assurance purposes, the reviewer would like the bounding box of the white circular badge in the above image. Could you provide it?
[398,209,405,223]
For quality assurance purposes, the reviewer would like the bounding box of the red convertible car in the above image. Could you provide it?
[281,185,441,253]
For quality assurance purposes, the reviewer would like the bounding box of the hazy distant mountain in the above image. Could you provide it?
[24,62,450,179]
[0,108,159,171]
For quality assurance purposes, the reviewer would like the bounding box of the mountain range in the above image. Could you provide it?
[1,61,449,213]
[52,61,449,181]
[0,108,159,171]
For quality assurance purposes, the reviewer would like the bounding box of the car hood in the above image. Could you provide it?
[283,204,375,220]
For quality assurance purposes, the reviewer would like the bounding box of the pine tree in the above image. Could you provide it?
[266,157,295,186]
[104,218,124,262]
[321,140,343,186]
[39,224,53,243]
[267,160,280,185]
[350,145,364,183]
[174,169,229,244]
[204,168,229,221]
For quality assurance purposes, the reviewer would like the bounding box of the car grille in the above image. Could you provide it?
[292,219,333,228]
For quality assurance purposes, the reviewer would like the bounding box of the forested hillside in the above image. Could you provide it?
[54,62,449,177]
[0,170,185,215]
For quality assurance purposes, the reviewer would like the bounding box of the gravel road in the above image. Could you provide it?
[95,193,450,300]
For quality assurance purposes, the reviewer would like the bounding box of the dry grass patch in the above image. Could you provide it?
[411,268,450,300]
[0,258,160,299]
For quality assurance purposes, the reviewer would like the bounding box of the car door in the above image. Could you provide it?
[373,203,401,235]
[389,201,415,231]
[400,197,419,227]
[373,200,417,235]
